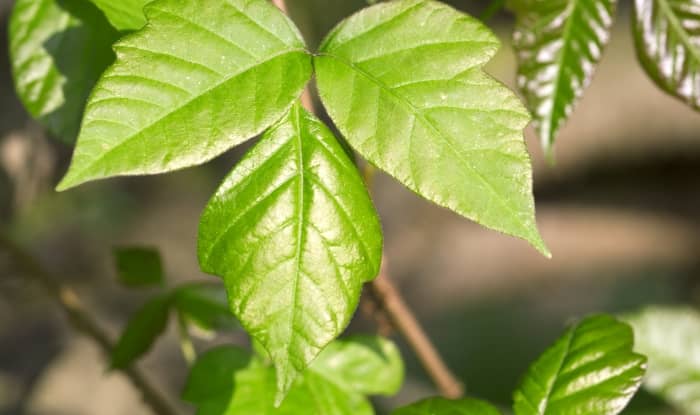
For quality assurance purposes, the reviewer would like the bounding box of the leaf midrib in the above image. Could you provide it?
[655,0,700,64]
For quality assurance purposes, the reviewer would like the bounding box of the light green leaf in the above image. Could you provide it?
[9,0,119,143]
[392,397,501,415]
[198,103,382,401]
[57,0,312,191]
[88,0,150,31]
[508,0,617,154]
[513,314,647,415]
[312,335,404,396]
[183,346,374,414]
[633,0,700,111]
[624,306,700,414]
[315,0,548,256]
[111,294,171,369]
[113,246,164,288]
[173,283,238,332]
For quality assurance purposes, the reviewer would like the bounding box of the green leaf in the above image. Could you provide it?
[56,0,312,191]
[113,246,164,288]
[88,0,150,31]
[183,345,374,414]
[623,306,700,414]
[508,0,617,154]
[173,283,238,332]
[392,397,501,415]
[315,0,549,256]
[9,0,120,143]
[513,314,647,415]
[632,0,700,111]
[312,335,404,396]
[198,103,382,401]
[111,294,171,369]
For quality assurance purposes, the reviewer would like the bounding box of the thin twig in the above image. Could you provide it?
[0,234,181,415]
[271,0,464,399]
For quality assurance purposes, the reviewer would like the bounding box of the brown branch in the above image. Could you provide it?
[271,0,464,400]
[0,234,181,415]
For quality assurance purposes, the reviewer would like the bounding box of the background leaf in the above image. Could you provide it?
[111,294,170,369]
[624,306,700,414]
[508,0,617,153]
[198,103,382,401]
[173,283,238,332]
[315,0,548,256]
[633,0,700,111]
[392,397,501,415]
[512,314,647,415]
[113,246,164,288]
[88,0,150,31]
[57,0,312,190]
[182,346,252,404]
[9,0,119,143]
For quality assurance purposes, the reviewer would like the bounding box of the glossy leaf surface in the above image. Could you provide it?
[315,0,548,256]
[513,315,647,415]
[509,0,617,152]
[9,0,119,143]
[57,0,312,190]
[624,306,700,414]
[114,246,164,287]
[88,0,150,31]
[111,295,170,369]
[633,0,700,110]
[173,283,238,332]
[392,397,501,415]
[198,103,382,400]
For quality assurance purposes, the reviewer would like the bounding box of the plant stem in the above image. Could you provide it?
[480,0,506,22]
[0,234,181,415]
[271,0,464,399]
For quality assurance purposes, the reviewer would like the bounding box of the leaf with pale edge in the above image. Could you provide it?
[114,246,164,288]
[315,0,548,256]
[173,283,238,332]
[513,314,647,415]
[111,294,170,369]
[9,0,119,143]
[198,103,382,402]
[633,0,700,111]
[57,0,312,190]
[88,0,150,31]
[508,0,616,153]
[392,397,501,415]
[624,306,700,415]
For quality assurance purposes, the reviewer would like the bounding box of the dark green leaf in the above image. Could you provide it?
[312,335,404,396]
[624,306,700,415]
[56,0,312,190]
[113,246,164,288]
[315,0,549,256]
[182,346,252,404]
[392,397,501,415]
[111,294,171,369]
[198,103,382,401]
[633,0,700,111]
[508,0,617,153]
[173,283,238,332]
[9,0,119,143]
[88,0,150,31]
[513,314,647,415]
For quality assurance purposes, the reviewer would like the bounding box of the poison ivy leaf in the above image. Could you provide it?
[392,397,501,415]
[315,0,549,256]
[173,283,238,332]
[113,246,164,287]
[111,294,171,369]
[508,0,617,153]
[312,335,404,396]
[624,306,700,414]
[56,0,312,191]
[9,0,119,143]
[513,315,647,415]
[183,345,375,414]
[633,0,700,110]
[198,103,382,402]
[88,0,150,31]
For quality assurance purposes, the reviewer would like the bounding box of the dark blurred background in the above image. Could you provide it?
[1,1,698,414]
